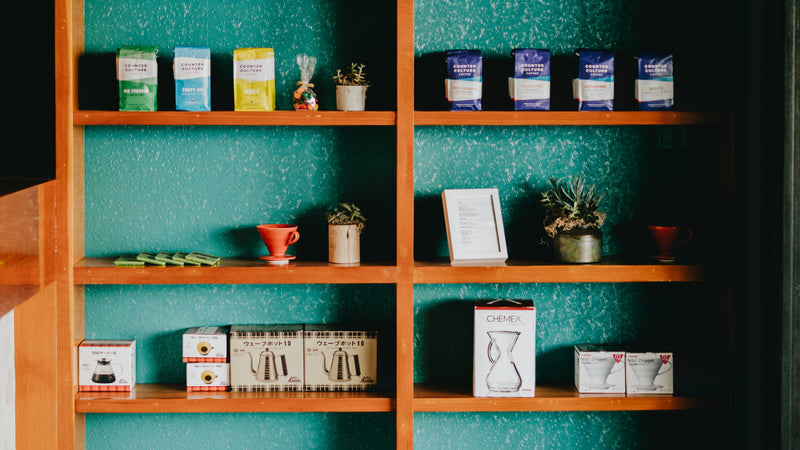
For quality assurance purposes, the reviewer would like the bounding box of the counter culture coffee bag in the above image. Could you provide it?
[174,47,211,111]
[233,48,276,111]
[445,50,482,111]
[117,46,158,111]
[635,52,674,111]
[573,49,614,111]
[508,48,551,111]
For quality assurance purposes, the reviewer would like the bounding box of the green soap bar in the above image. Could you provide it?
[136,252,166,266]
[185,252,221,266]
[172,252,201,266]
[155,251,184,266]
[114,255,145,267]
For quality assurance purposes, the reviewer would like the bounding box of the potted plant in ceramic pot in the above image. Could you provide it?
[333,62,370,111]
[540,174,606,263]
[326,202,367,264]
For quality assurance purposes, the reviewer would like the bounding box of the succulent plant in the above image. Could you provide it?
[333,63,370,86]
[326,202,367,231]
[540,174,605,237]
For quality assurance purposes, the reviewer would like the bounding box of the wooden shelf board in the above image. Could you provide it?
[414,111,726,126]
[413,258,721,283]
[74,257,397,285]
[73,110,396,126]
[413,384,725,412]
[75,384,395,413]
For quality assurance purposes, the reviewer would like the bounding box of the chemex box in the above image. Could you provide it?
[186,363,229,391]
[183,326,228,362]
[574,344,626,394]
[229,325,303,392]
[626,351,674,394]
[303,325,378,392]
[473,299,536,397]
[78,340,136,392]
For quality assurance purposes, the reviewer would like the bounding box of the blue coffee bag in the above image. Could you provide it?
[573,49,614,111]
[173,47,211,111]
[635,52,674,111]
[508,49,550,111]
[445,50,482,111]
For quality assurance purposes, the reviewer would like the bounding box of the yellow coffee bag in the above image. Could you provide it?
[233,48,276,111]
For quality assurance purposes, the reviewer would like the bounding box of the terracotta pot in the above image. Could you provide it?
[336,85,367,111]
[328,224,361,264]
[552,229,602,263]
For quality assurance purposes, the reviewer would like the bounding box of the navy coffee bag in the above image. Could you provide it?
[635,52,674,111]
[508,49,550,111]
[573,49,614,111]
[445,50,482,111]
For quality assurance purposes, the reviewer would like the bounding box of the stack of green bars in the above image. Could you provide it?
[114,252,221,267]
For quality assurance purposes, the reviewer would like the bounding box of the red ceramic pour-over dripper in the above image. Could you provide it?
[257,224,300,259]
[647,225,692,260]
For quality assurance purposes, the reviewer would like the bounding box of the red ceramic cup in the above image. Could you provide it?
[257,224,300,257]
[647,225,692,259]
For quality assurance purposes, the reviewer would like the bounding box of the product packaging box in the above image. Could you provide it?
[182,326,228,362]
[78,340,136,391]
[473,299,536,397]
[508,49,551,111]
[445,50,483,111]
[635,52,674,111]
[116,46,158,111]
[174,46,211,111]
[574,344,626,393]
[573,49,615,111]
[626,351,674,394]
[229,325,303,391]
[186,363,229,391]
[233,47,276,111]
[303,325,378,391]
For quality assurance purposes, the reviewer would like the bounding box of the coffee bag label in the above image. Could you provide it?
[174,47,211,111]
[573,49,614,111]
[117,46,158,111]
[233,48,276,111]
[635,52,674,110]
[445,50,482,111]
[508,48,550,111]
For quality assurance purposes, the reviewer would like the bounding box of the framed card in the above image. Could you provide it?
[441,188,508,266]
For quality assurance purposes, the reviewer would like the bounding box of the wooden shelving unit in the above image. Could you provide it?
[54,0,733,448]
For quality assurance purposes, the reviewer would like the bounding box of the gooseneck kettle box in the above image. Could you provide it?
[574,344,626,394]
[78,340,136,392]
[183,326,228,362]
[473,299,536,397]
[229,325,304,392]
[303,324,378,392]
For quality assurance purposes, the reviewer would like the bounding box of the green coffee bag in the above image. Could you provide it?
[117,46,158,111]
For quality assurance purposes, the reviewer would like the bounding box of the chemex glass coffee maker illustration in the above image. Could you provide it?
[91,358,123,384]
[319,347,361,382]
[248,348,288,382]
[485,331,522,392]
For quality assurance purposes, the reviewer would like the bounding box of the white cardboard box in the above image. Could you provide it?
[186,363,229,391]
[473,299,536,397]
[182,326,228,362]
[78,340,136,392]
[626,351,674,394]
[229,325,304,392]
[574,344,626,393]
[303,325,378,392]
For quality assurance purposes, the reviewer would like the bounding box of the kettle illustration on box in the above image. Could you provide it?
[91,358,122,384]
[321,348,361,382]
[248,349,287,382]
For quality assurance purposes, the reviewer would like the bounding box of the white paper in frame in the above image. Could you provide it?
[441,188,508,266]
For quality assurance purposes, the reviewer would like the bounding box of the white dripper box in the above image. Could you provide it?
[473,299,536,397]
[574,344,626,393]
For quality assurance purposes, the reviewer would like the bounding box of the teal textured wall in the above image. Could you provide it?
[82,0,727,448]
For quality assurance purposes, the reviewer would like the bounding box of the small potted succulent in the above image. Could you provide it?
[540,174,606,263]
[333,62,370,111]
[326,202,367,264]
